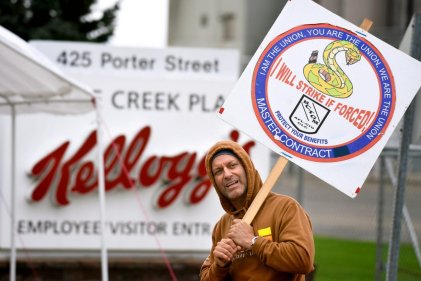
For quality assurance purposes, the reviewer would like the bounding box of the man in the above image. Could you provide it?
[200,140,314,281]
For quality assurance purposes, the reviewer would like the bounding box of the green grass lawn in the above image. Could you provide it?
[314,236,421,281]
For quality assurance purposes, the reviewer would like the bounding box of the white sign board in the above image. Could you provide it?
[218,0,421,198]
[0,42,271,252]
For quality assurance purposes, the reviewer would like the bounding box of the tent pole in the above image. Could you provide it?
[95,96,109,281]
[10,104,16,281]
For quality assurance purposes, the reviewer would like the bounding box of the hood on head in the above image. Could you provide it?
[205,140,263,216]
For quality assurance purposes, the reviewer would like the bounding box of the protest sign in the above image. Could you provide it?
[218,0,421,199]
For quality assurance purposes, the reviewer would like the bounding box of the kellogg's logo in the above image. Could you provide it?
[30,128,255,208]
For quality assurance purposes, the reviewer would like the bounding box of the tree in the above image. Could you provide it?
[0,0,120,42]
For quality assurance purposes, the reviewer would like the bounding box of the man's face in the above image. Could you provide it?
[211,154,247,202]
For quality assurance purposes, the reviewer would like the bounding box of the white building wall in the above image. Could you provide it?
[168,0,245,50]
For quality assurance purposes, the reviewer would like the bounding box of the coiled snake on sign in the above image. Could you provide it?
[303,40,361,98]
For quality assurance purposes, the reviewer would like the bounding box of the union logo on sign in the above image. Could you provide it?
[289,95,330,134]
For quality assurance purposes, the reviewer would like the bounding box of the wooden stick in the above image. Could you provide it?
[242,18,373,226]
[360,18,373,32]
[242,156,288,224]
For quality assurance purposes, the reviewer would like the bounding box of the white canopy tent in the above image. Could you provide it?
[0,25,108,281]
[0,26,95,114]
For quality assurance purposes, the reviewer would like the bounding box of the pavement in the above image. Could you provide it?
[272,163,421,244]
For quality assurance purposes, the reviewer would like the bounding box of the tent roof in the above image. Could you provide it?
[0,25,95,114]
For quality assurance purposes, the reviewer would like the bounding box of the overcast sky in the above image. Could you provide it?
[97,0,169,47]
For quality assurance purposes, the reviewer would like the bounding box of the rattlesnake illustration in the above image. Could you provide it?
[303,40,361,98]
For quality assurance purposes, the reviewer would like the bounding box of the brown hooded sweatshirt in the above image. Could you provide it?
[200,140,314,281]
